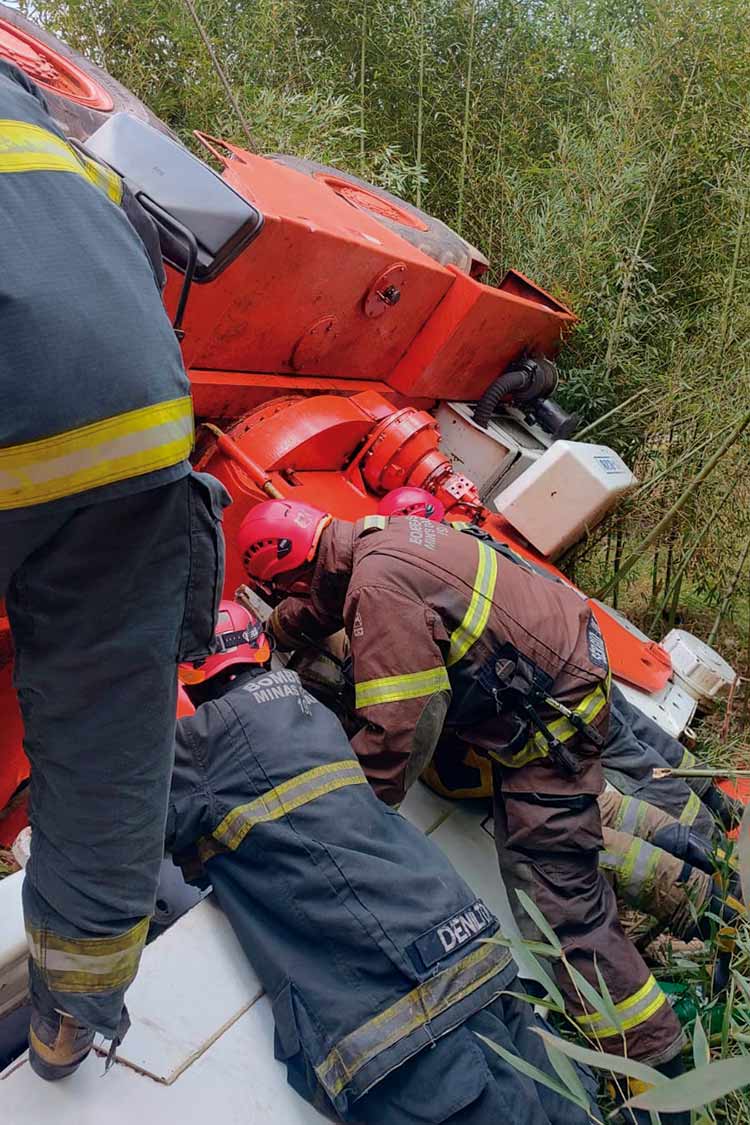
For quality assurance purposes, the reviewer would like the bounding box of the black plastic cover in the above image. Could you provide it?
[85,113,263,280]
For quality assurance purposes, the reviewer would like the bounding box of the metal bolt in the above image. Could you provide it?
[377,285,401,307]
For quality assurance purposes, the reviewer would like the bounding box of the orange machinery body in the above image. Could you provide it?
[0,138,671,813]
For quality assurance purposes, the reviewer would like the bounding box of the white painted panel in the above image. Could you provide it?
[0,872,27,1017]
[116,894,263,1083]
[429,803,534,978]
[399,780,454,835]
[1,997,327,1125]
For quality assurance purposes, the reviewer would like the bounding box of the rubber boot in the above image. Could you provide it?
[28,1007,94,1081]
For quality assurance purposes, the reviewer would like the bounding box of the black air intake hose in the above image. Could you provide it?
[473,365,536,429]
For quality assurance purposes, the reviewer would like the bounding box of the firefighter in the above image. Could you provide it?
[171,600,598,1125]
[0,61,228,1078]
[285,639,743,947]
[377,487,740,839]
[237,500,688,1080]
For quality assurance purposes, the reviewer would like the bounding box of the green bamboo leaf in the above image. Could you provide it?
[738,801,750,907]
[516,945,567,1010]
[624,1057,750,1113]
[594,956,625,1037]
[516,889,563,954]
[482,935,562,959]
[499,990,566,1015]
[692,1014,710,1068]
[475,1033,589,1110]
[731,971,750,1009]
[543,1034,594,1107]
[565,960,623,1036]
[530,1027,665,1086]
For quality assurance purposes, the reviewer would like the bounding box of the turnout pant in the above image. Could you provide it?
[493,749,684,1066]
[340,997,598,1125]
[0,473,227,1040]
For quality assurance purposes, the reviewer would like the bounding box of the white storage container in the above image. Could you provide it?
[494,440,635,558]
[661,629,736,705]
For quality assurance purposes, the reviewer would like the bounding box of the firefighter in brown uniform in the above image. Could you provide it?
[237,501,687,1088]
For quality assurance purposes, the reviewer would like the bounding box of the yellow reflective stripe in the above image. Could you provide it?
[362,514,387,530]
[575,973,667,1038]
[0,119,123,202]
[449,521,470,530]
[678,746,697,771]
[526,678,610,755]
[0,396,194,509]
[316,940,511,1099]
[26,917,148,995]
[448,541,498,666]
[679,789,701,827]
[214,759,367,851]
[355,666,450,708]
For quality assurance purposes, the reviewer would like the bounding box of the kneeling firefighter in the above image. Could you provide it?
[237,500,688,1084]
[171,601,598,1125]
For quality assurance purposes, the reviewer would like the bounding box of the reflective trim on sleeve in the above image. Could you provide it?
[447,541,498,666]
[612,794,649,837]
[0,118,123,202]
[213,759,367,851]
[355,666,450,708]
[490,675,610,769]
[574,973,667,1039]
[678,747,697,771]
[0,396,193,509]
[599,838,661,903]
[362,514,388,530]
[315,940,512,1100]
[26,917,149,995]
[679,790,702,827]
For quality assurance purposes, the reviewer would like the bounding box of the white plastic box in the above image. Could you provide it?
[494,440,636,558]
[661,629,736,705]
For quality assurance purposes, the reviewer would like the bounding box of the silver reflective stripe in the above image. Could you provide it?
[26,917,149,994]
[315,941,511,1100]
[575,973,667,1037]
[616,795,648,837]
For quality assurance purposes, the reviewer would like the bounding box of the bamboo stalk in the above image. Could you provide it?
[707,532,750,647]
[596,409,750,600]
[632,427,726,500]
[573,388,649,441]
[456,0,476,235]
[359,0,367,174]
[415,0,425,209]
[604,54,700,376]
[181,0,257,152]
[647,468,740,635]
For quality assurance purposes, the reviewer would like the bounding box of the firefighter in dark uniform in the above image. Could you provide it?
[171,600,598,1125]
[0,61,228,1077]
[236,500,687,1089]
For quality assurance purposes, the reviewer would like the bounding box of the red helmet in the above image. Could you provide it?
[179,600,270,685]
[377,487,445,522]
[238,499,332,588]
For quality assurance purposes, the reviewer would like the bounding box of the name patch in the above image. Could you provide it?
[586,614,608,669]
[408,899,496,970]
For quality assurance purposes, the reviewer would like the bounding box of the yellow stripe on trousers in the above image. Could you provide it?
[574,973,667,1038]
[0,396,194,508]
[26,917,149,995]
